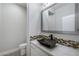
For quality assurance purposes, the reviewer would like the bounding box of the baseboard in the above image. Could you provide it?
[0,47,20,56]
[0,43,27,56]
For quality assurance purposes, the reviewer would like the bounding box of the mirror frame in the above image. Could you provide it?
[41,3,79,35]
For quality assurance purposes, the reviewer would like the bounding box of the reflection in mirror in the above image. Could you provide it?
[42,3,79,34]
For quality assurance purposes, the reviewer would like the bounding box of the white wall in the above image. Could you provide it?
[28,3,41,36]
[0,3,26,52]
[25,3,41,56]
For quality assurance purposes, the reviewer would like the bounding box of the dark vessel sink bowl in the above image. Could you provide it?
[37,39,56,48]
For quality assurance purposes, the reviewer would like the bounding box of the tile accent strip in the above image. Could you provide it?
[30,35,79,48]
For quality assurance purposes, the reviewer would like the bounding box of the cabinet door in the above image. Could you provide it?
[31,44,48,56]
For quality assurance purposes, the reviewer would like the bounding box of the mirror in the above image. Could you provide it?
[41,3,79,34]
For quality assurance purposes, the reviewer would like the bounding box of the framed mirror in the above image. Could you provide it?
[41,3,79,34]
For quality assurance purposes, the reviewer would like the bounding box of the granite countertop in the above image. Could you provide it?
[31,40,79,56]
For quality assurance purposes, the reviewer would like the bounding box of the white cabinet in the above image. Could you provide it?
[31,44,48,56]
[31,40,79,56]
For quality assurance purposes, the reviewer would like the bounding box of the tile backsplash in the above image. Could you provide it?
[41,32,79,42]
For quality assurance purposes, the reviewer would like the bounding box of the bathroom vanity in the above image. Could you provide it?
[31,40,79,56]
[30,3,79,56]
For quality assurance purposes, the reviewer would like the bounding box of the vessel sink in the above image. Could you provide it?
[37,39,56,48]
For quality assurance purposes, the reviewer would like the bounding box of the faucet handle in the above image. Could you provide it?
[49,34,53,40]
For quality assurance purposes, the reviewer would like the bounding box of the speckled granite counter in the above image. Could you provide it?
[31,40,79,56]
